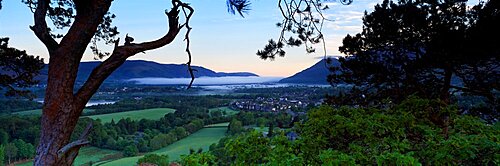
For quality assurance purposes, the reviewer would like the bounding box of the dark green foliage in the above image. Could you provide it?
[0,130,7,145]
[318,149,356,166]
[122,145,138,157]
[0,145,4,166]
[137,154,169,166]
[181,151,216,166]
[0,116,39,146]
[11,139,34,159]
[225,131,271,164]
[330,0,499,111]
[301,98,499,165]
[3,143,16,164]
[212,98,499,165]
[255,117,268,127]
[228,119,244,135]
[0,99,42,114]
[0,38,44,99]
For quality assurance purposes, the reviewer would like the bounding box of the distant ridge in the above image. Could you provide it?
[279,59,339,84]
[38,60,258,83]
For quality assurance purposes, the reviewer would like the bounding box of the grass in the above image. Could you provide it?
[12,109,95,116]
[15,147,120,166]
[101,125,228,166]
[205,122,230,127]
[208,106,239,116]
[85,108,175,123]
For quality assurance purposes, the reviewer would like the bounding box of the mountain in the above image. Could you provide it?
[279,59,339,84]
[38,60,258,83]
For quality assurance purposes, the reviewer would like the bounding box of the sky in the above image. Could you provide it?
[0,0,382,77]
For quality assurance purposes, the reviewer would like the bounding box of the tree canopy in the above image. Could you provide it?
[211,97,499,165]
[329,0,499,113]
[0,38,44,99]
[0,2,44,99]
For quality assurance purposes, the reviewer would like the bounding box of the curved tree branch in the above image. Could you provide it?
[59,0,112,60]
[29,0,59,51]
[74,1,185,108]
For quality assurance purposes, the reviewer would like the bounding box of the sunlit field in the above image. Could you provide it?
[85,108,175,123]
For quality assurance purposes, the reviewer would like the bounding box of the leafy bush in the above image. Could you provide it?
[180,152,216,166]
[213,97,499,165]
[122,145,138,157]
[137,154,169,166]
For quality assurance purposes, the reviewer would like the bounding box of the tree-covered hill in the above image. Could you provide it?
[279,58,340,84]
[36,60,258,83]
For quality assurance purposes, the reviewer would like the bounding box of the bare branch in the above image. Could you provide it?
[123,2,183,54]
[29,0,59,51]
[180,2,195,89]
[57,140,90,158]
[56,121,93,159]
[74,1,184,107]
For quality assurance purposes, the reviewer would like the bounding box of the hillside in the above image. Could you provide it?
[279,58,339,84]
[37,60,258,83]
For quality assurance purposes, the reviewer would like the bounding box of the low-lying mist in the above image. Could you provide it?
[127,76,283,85]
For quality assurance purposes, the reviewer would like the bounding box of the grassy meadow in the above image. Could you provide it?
[85,108,175,123]
[101,123,229,166]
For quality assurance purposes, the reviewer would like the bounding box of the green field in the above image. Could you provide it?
[205,122,230,127]
[15,147,120,166]
[101,125,228,166]
[208,106,239,116]
[12,109,95,116]
[86,108,175,123]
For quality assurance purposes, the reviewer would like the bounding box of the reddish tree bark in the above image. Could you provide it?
[30,0,188,165]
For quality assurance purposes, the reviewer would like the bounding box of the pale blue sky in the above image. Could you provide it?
[0,0,381,76]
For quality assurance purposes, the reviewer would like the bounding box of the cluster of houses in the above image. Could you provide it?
[232,96,321,112]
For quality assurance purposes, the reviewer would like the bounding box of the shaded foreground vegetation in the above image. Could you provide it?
[178,97,499,165]
[1,95,498,165]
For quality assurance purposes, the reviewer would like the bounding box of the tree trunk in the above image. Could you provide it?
[33,50,86,165]
[30,1,185,165]
[440,66,453,139]
[441,66,453,104]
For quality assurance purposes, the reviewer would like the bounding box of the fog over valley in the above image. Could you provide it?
[127,76,283,85]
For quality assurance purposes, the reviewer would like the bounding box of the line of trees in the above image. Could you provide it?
[0,100,42,114]
[86,96,230,116]
[0,139,35,165]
